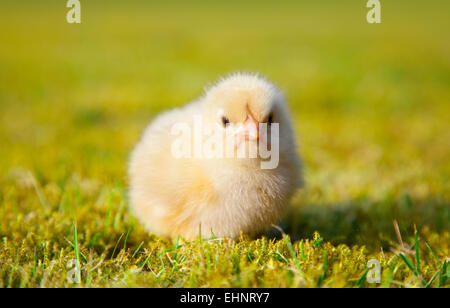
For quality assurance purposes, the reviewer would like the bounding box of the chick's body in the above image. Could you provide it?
[129,73,302,239]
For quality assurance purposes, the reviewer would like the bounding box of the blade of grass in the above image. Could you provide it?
[123,228,131,251]
[271,224,303,274]
[317,250,328,287]
[110,233,124,260]
[425,241,441,265]
[356,268,369,288]
[393,220,404,249]
[64,238,88,262]
[73,222,81,284]
[173,236,180,261]
[398,252,419,276]
[140,249,154,269]
[438,260,447,287]
[414,226,420,273]
[283,235,302,272]
[425,269,440,288]
[300,240,306,260]
[132,242,144,259]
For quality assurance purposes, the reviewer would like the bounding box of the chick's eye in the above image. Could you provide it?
[222,116,230,127]
[267,113,274,125]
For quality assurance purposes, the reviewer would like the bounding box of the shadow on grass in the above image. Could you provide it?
[268,195,449,250]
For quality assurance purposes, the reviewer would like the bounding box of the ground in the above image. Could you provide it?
[0,0,449,287]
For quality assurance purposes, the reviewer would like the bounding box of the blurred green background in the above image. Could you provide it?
[0,0,449,255]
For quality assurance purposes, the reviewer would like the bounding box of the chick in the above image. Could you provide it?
[128,73,302,240]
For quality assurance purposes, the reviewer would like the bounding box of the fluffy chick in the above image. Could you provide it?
[128,73,302,240]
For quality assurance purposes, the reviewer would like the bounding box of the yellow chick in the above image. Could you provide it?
[128,73,302,240]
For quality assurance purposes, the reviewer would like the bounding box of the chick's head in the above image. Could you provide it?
[201,73,295,162]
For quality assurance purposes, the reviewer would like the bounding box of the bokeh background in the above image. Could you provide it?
[0,0,448,287]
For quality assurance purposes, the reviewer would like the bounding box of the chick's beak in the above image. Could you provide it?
[242,113,259,142]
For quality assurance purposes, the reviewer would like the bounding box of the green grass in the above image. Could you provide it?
[0,0,449,287]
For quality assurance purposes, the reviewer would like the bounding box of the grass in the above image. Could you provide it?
[0,0,449,287]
